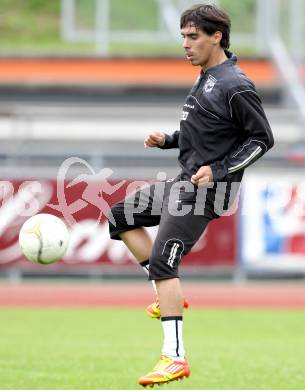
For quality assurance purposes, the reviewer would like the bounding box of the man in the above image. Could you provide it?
[109,3,274,387]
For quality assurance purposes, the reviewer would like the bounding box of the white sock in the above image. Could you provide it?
[161,316,185,361]
[140,260,157,295]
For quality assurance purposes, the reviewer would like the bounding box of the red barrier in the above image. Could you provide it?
[0,178,237,270]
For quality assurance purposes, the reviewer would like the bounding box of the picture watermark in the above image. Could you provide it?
[1,158,304,230]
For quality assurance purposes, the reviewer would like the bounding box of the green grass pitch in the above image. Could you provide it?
[0,308,304,389]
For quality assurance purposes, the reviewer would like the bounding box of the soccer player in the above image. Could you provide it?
[109,3,274,387]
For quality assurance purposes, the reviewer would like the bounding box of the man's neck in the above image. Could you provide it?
[201,49,228,72]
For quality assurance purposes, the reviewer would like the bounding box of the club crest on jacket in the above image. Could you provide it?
[204,74,217,93]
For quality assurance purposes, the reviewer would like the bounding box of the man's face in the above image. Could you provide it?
[181,23,218,67]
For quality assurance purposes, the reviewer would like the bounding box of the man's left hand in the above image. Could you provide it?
[191,166,213,186]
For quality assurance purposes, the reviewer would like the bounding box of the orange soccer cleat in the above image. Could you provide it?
[138,355,190,387]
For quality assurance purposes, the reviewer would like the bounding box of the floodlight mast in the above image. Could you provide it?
[263,0,305,122]
[95,0,110,56]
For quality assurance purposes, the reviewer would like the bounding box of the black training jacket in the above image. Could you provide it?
[160,51,274,182]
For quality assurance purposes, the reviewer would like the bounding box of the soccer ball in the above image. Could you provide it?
[19,213,69,265]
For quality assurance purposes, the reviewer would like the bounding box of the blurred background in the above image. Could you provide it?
[0,0,305,281]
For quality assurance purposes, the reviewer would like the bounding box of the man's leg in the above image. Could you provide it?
[120,228,159,298]
[138,183,219,386]
[109,182,160,295]
[138,277,189,387]
[156,278,186,362]
[119,228,189,319]
[138,266,193,386]
[119,227,155,284]
[120,228,152,263]
[155,278,184,316]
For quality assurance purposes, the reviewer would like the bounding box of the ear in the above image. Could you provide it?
[213,31,222,45]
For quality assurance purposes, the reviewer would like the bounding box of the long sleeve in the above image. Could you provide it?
[158,130,180,149]
[210,88,274,181]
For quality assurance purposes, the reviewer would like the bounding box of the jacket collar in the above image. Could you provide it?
[201,50,237,75]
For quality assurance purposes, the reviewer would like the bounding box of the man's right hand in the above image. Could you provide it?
[144,132,165,148]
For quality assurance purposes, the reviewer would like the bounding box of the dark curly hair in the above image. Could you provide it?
[180,4,231,49]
